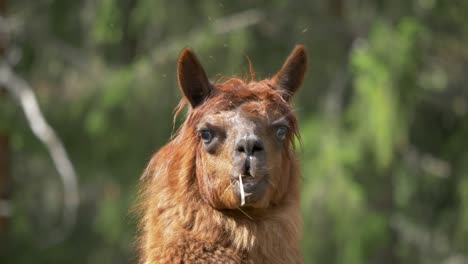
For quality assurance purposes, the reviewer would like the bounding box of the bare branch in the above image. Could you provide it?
[212,9,264,34]
[149,9,265,67]
[391,214,468,263]
[401,144,451,178]
[0,62,79,244]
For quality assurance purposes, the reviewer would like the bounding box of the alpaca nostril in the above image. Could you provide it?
[235,137,264,155]
[252,142,264,153]
[236,145,245,153]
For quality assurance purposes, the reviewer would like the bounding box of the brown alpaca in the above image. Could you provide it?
[137,45,307,263]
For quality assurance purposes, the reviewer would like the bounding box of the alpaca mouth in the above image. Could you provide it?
[241,175,263,193]
[235,174,267,206]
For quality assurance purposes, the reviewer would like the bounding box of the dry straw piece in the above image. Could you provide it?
[239,174,245,206]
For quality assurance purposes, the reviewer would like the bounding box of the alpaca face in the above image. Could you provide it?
[193,88,296,209]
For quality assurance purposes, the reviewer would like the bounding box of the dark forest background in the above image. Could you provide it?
[1,1,468,263]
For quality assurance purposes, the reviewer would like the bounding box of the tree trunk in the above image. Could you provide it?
[0,0,10,237]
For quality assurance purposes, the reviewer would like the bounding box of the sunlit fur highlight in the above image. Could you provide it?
[137,69,303,262]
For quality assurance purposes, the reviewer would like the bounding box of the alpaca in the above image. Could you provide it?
[137,45,307,263]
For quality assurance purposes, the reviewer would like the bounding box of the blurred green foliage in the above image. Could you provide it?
[2,1,468,263]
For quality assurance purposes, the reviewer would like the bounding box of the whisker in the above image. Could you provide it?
[237,207,253,220]
[221,180,234,199]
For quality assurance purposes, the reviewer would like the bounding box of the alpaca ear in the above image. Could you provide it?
[272,45,307,101]
[177,48,213,108]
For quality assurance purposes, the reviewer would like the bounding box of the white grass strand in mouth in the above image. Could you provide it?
[239,174,245,206]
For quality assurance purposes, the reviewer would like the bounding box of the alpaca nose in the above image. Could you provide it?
[235,137,264,156]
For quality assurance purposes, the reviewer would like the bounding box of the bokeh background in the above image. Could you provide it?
[1,0,468,263]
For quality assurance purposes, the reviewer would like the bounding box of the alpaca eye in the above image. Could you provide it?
[276,126,288,141]
[199,129,213,143]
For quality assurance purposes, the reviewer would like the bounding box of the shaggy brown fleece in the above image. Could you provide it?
[137,45,307,264]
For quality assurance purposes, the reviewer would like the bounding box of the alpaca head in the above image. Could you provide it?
[176,45,307,210]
